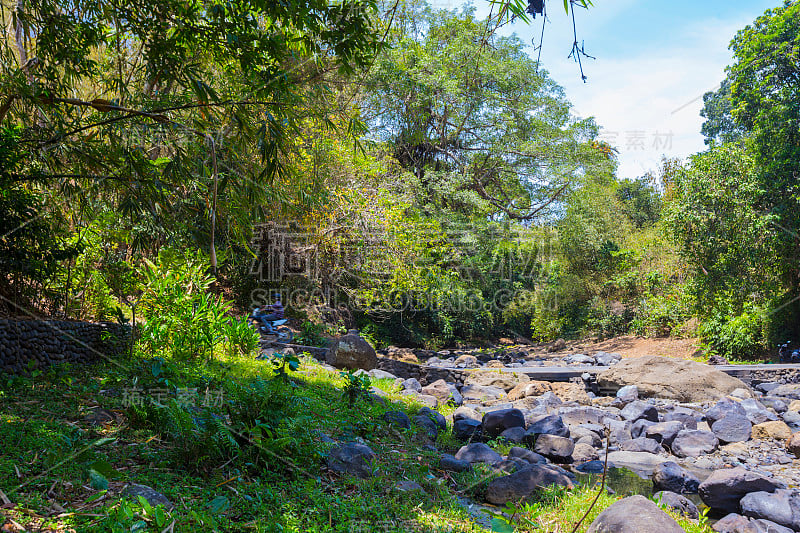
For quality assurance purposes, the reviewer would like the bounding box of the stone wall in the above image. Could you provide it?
[0,319,131,374]
[377,357,469,386]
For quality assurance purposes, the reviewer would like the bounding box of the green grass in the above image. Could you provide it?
[0,353,714,532]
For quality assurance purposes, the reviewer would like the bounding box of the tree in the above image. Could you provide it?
[363,7,610,221]
[0,0,387,263]
[700,79,744,146]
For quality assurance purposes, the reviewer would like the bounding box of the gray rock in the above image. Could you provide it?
[507,446,546,465]
[769,384,800,400]
[781,410,800,431]
[712,414,753,444]
[571,426,603,447]
[499,426,527,444]
[421,379,462,406]
[326,333,377,370]
[761,397,789,414]
[121,484,173,510]
[383,410,411,429]
[708,399,748,425]
[712,513,751,532]
[748,519,795,533]
[586,495,686,533]
[594,352,621,366]
[619,437,663,454]
[740,398,779,425]
[533,434,575,463]
[616,385,639,400]
[461,384,506,403]
[652,461,700,494]
[631,418,657,439]
[453,418,483,441]
[413,415,440,439]
[662,407,701,430]
[327,442,376,478]
[604,451,669,476]
[525,414,570,438]
[418,407,446,431]
[699,467,785,514]
[740,489,800,531]
[486,464,574,504]
[368,369,398,380]
[453,405,482,422]
[559,406,611,426]
[482,408,526,437]
[645,421,684,447]
[455,443,503,465]
[654,490,700,519]
[672,430,719,458]
[394,480,425,493]
[620,400,659,423]
[572,442,599,463]
[439,454,472,473]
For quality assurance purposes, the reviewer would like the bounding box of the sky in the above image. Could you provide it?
[458,0,780,180]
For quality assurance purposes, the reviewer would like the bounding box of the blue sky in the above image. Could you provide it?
[462,0,779,179]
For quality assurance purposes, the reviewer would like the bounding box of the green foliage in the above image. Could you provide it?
[223,317,260,357]
[294,321,328,347]
[341,370,373,406]
[699,300,770,360]
[0,125,78,307]
[137,249,231,360]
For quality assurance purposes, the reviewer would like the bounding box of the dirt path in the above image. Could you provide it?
[526,335,705,361]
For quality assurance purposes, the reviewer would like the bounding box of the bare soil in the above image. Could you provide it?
[527,335,705,361]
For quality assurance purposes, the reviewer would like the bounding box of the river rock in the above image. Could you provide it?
[327,442,376,478]
[421,379,462,406]
[455,443,503,465]
[712,414,753,444]
[620,400,659,423]
[533,434,575,463]
[453,354,479,367]
[461,384,506,403]
[401,378,422,392]
[740,398,779,425]
[453,418,483,440]
[572,442,599,463]
[699,467,785,514]
[482,408,526,437]
[620,437,663,454]
[672,430,719,457]
[439,454,472,473]
[769,384,800,400]
[597,355,750,402]
[652,461,700,494]
[631,419,657,439]
[499,426,527,443]
[586,494,686,533]
[752,421,792,441]
[525,414,570,438]
[326,332,377,370]
[654,490,700,519]
[646,421,684,447]
[486,464,574,504]
[464,370,529,392]
[782,410,800,431]
[786,432,800,458]
[707,398,748,425]
[383,410,411,429]
[662,407,701,430]
[453,405,482,422]
[507,381,553,401]
[740,489,800,531]
[508,446,546,465]
[604,451,668,476]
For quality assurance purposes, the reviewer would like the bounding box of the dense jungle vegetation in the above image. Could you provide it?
[1,0,798,359]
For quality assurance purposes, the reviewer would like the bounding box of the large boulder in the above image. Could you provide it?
[752,421,792,441]
[740,489,800,531]
[587,495,686,533]
[652,461,700,494]
[532,434,575,463]
[482,408,526,437]
[699,467,785,514]
[596,355,751,402]
[671,430,719,458]
[712,414,753,444]
[326,331,377,370]
[464,370,529,392]
[486,464,574,504]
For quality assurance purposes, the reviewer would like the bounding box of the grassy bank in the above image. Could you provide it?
[0,354,711,532]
